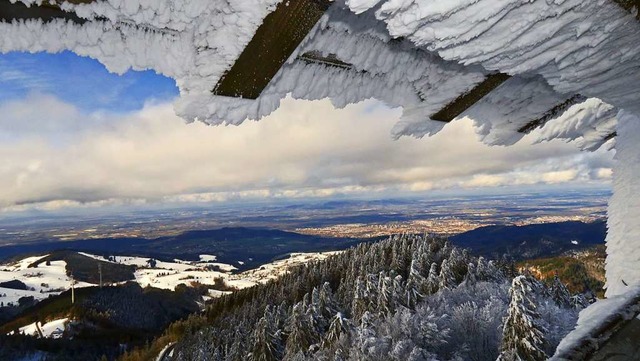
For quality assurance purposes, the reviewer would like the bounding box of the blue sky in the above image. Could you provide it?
[0,51,614,214]
[0,51,178,113]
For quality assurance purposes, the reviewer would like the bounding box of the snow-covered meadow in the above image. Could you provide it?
[0,250,341,308]
[0,255,92,306]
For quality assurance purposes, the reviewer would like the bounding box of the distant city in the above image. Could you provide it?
[0,188,609,246]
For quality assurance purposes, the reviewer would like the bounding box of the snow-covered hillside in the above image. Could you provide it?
[13,317,69,339]
[0,250,341,307]
[0,255,92,306]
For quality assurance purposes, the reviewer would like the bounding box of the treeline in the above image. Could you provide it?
[0,283,206,361]
[74,282,203,332]
[136,234,585,361]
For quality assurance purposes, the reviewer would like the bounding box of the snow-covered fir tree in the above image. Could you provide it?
[167,234,583,361]
[550,274,572,308]
[498,275,548,361]
[405,259,427,309]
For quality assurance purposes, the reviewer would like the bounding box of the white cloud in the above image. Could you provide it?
[541,170,579,184]
[0,94,614,212]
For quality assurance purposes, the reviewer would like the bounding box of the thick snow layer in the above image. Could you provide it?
[535,98,618,152]
[552,285,640,359]
[3,0,281,115]
[2,0,629,149]
[466,76,569,146]
[605,111,640,298]
[17,318,68,339]
[184,0,636,145]
[348,0,640,116]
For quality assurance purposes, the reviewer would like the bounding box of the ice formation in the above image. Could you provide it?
[2,0,636,148]
[604,111,640,298]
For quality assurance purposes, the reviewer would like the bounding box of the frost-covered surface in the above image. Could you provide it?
[171,235,580,360]
[536,98,618,151]
[467,76,568,146]
[345,0,640,115]
[16,318,68,339]
[2,0,281,119]
[233,251,343,286]
[605,111,640,297]
[2,0,634,148]
[0,255,92,306]
[552,285,640,360]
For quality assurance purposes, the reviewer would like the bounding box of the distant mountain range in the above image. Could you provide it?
[450,220,606,260]
[0,220,607,269]
[0,227,370,270]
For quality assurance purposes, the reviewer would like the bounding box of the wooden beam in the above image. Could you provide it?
[612,0,640,19]
[430,73,511,122]
[0,0,88,24]
[603,131,617,142]
[213,0,331,99]
[517,94,587,134]
[297,51,355,71]
[553,291,640,360]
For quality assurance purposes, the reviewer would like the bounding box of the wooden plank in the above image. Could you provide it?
[0,0,88,24]
[213,0,331,99]
[553,291,640,360]
[517,94,587,134]
[297,51,355,70]
[612,0,640,19]
[430,73,511,123]
[603,131,617,142]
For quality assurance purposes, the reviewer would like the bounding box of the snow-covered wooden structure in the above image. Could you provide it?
[1,0,640,356]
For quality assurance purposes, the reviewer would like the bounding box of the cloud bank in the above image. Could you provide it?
[0,93,613,212]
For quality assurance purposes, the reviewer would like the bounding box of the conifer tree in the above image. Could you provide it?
[351,277,368,322]
[498,276,548,361]
[405,259,427,309]
[438,259,456,290]
[249,308,283,361]
[425,262,439,295]
[550,274,571,308]
[322,312,352,350]
[284,302,316,356]
[377,272,394,316]
[463,262,477,285]
[319,282,339,321]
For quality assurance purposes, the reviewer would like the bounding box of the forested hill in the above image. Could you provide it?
[124,234,586,361]
[0,227,366,270]
[450,220,606,260]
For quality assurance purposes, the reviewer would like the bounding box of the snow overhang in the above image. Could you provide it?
[0,0,637,151]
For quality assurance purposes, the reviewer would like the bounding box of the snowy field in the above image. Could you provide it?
[12,317,69,339]
[0,250,341,307]
[0,255,92,306]
[231,251,343,286]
